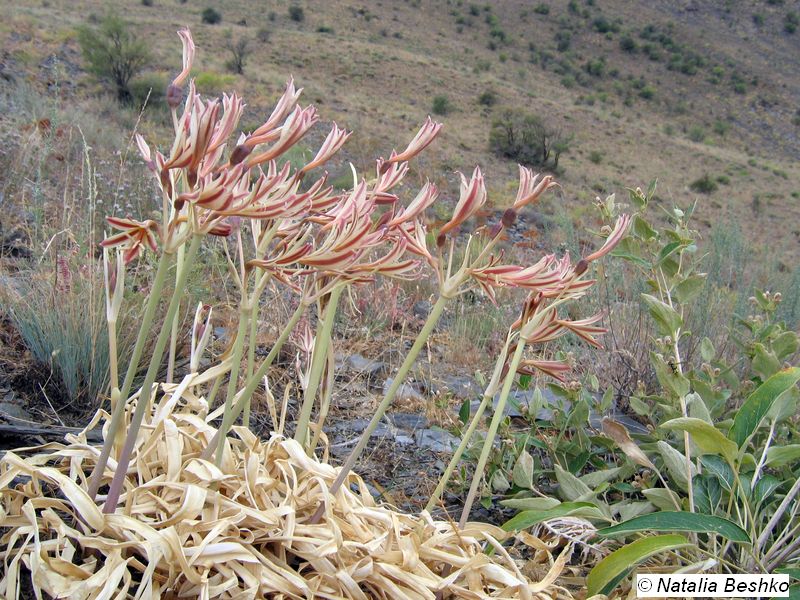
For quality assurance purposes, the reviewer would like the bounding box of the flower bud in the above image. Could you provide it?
[166,84,183,109]
[229,144,252,166]
[501,207,517,228]
[574,259,589,276]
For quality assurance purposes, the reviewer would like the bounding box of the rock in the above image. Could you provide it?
[0,402,31,421]
[589,412,650,435]
[384,378,424,402]
[329,418,393,440]
[386,412,428,431]
[439,375,482,400]
[415,428,459,453]
[346,353,387,380]
[213,327,229,342]
[394,434,415,446]
[412,300,432,319]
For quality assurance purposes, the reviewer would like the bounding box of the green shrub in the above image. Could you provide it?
[316,25,334,34]
[194,71,236,94]
[256,27,271,42]
[688,125,705,143]
[690,173,718,193]
[478,89,497,106]
[619,33,637,52]
[201,8,222,24]
[785,11,799,33]
[77,15,151,104]
[533,3,550,15]
[588,150,603,164]
[554,30,571,51]
[288,5,305,22]
[752,12,765,26]
[713,119,730,136]
[638,85,655,100]
[716,174,730,185]
[432,95,452,115]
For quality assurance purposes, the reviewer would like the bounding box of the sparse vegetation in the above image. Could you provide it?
[478,89,497,106]
[224,32,251,74]
[690,173,718,193]
[432,94,452,115]
[289,5,305,22]
[489,109,570,169]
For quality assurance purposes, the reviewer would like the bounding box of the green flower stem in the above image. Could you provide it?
[318,294,449,514]
[87,252,173,500]
[458,340,526,528]
[294,285,344,449]
[200,300,306,460]
[107,318,119,393]
[425,336,512,514]
[214,303,252,467]
[166,243,185,383]
[244,272,271,427]
[102,234,203,513]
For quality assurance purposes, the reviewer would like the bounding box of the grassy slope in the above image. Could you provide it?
[2,0,799,261]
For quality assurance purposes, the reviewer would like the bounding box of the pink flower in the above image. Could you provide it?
[584,215,632,262]
[437,166,487,238]
[300,123,351,174]
[386,182,439,227]
[99,216,160,264]
[513,166,558,210]
[387,116,443,163]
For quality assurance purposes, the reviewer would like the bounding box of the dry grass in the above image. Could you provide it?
[0,375,572,599]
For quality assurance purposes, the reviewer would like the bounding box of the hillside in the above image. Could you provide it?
[2,0,799,262]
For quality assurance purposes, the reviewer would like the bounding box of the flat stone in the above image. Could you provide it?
[415,428,459,453]
[329,418,392,440]
[440,375,483,400]
[384,378,424,402]
[412,300,432,319]
[347,353,387,379]
[0,402,31,421]
[386,412,428,431]
[394,434,415,446]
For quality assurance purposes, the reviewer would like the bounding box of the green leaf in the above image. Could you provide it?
[661,417,738,464]
[632,215,658,240]
[767,387,799,424]
[642,488,681,511]
[651,352,690,398]
[596,512,750,543]
[512,450,534,489]
[700,455,734,491]
[586,535,692,597]
[686,392,712,423]
[773,331,799,361]
[554,464,593,501]
[490,469,510,493]
[753,475,782,508]
[673,274,706,304]
[700,337,715,362]
[580,467,626,489]
[502,502,605,531]
[657,441,695,492]
[500,496,561,511]
[766,445,800,468]
[730,368,800,447]
[656,241,684,265]
[616,500,655,522]
[642,294,683,336]
[693,474,721,514]
[752,343,782,380]
[610,237,651,268]
[458,398,470,425]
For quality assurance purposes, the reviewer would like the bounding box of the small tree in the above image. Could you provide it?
[77,16,151,104]
[225,33,251,75]
[288,5,305,22]
[489,109,570,169]
[202,7,222,24]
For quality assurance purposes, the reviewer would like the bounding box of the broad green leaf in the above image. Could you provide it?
[661,417,738,464]
[458,398,470,425]
[610,237,650,268]
[500,497,561,511]
[642,294,683,336]
[752,343,781,380]
[596,512,750,543]
[651,352,690,398]
[502,502,605,531]
[767,387,799,424]
[753,475,782,508]
[512,451,534,489]
[673,274,706,304]
[616,500,655,522]
[490,470,510,493]
[656,241,684,265]
[642,488,681,511]
[580,467,626,489]
[773,331,799,361]
[700,337,715,362]
[730,368,800,448]
[686,392,712,424]
[586,534,692,597]
[776,567,800,580]
[700,455,734,491]
[554,464,593,501]
[766,445,800,468]
[632,215,658,240]
[657,441,695,492]
[693,474,722,515]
